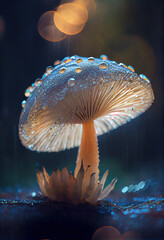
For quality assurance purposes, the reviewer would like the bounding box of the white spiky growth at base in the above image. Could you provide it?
[37,162,117,204]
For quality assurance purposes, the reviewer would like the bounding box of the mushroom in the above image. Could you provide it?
[19,55,154,203]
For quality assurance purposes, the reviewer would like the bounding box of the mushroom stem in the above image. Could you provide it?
[74,121,99,193]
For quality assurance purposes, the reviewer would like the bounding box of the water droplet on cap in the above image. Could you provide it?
[34,78,42,87]
[22,100,26,108]
[100,55,108,60]
[88,57,94,62]
[68,78,75,87]
[59,67,66,74]
[64,58,72,63]
[46,66,53,73]
[25,90,31,97]
[54,60,61,66]
[119,63,127,68]
[99,62,108,70]
[63,57,69,62]
[26,86,34,94]
[111,61,117,65]
[71,56,76,60]
[42,73,48,79]
[128,65,135,72]
[76,67,82,73]
[139,74,150,83]
[76,58,82,63]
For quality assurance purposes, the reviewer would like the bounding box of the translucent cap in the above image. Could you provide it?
[19,55,154,152]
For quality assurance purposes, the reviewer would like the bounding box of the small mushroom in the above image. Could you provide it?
[19,55,154,203]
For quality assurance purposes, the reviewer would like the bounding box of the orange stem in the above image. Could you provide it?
[74,121,99,193]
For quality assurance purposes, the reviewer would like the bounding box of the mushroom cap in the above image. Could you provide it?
[19,55,154,152]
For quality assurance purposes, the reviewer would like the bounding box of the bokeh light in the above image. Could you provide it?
[92,226,121,240]
[38,11,67,42]
[121,180,148,194]
[55,2,88,26]
[122,231,142,240]
[54,10,86,35]
[92,226,142,240]
[38,0,96,42]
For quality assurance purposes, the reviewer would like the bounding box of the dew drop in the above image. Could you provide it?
[76,67,82,73]
[139,74,150,83]
[29,144,34,150]
[100,55,108,60]
[111,61,117,65]
[46,66,53,73]
[99,62,108,70]
[63,57,69,62]
[88,57,94,62]
[54,60,61,66]
[21,100,26,108]
[68,78,75,87]
[71,56,76,60]
[64,58,72,63]
[34,78,42,87]
[42,73,48,79]
[25,89,31,97]
[26,86,34,95]
[59,67,66,74]
[119,63,127,68]
[128,65,135,72]
[76,58,82,63]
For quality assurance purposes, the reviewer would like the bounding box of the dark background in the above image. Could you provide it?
[0,0,163,192]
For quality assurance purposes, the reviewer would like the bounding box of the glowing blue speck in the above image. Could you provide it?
[123,210,129,215]
[29,144,34,150]
[32,192,36,197]
[128,185,134,192]
[122,186,128,193]
[139,181,145,189]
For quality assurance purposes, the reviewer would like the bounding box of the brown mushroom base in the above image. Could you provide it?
[37,162,117,204]
[74,121,100,194]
